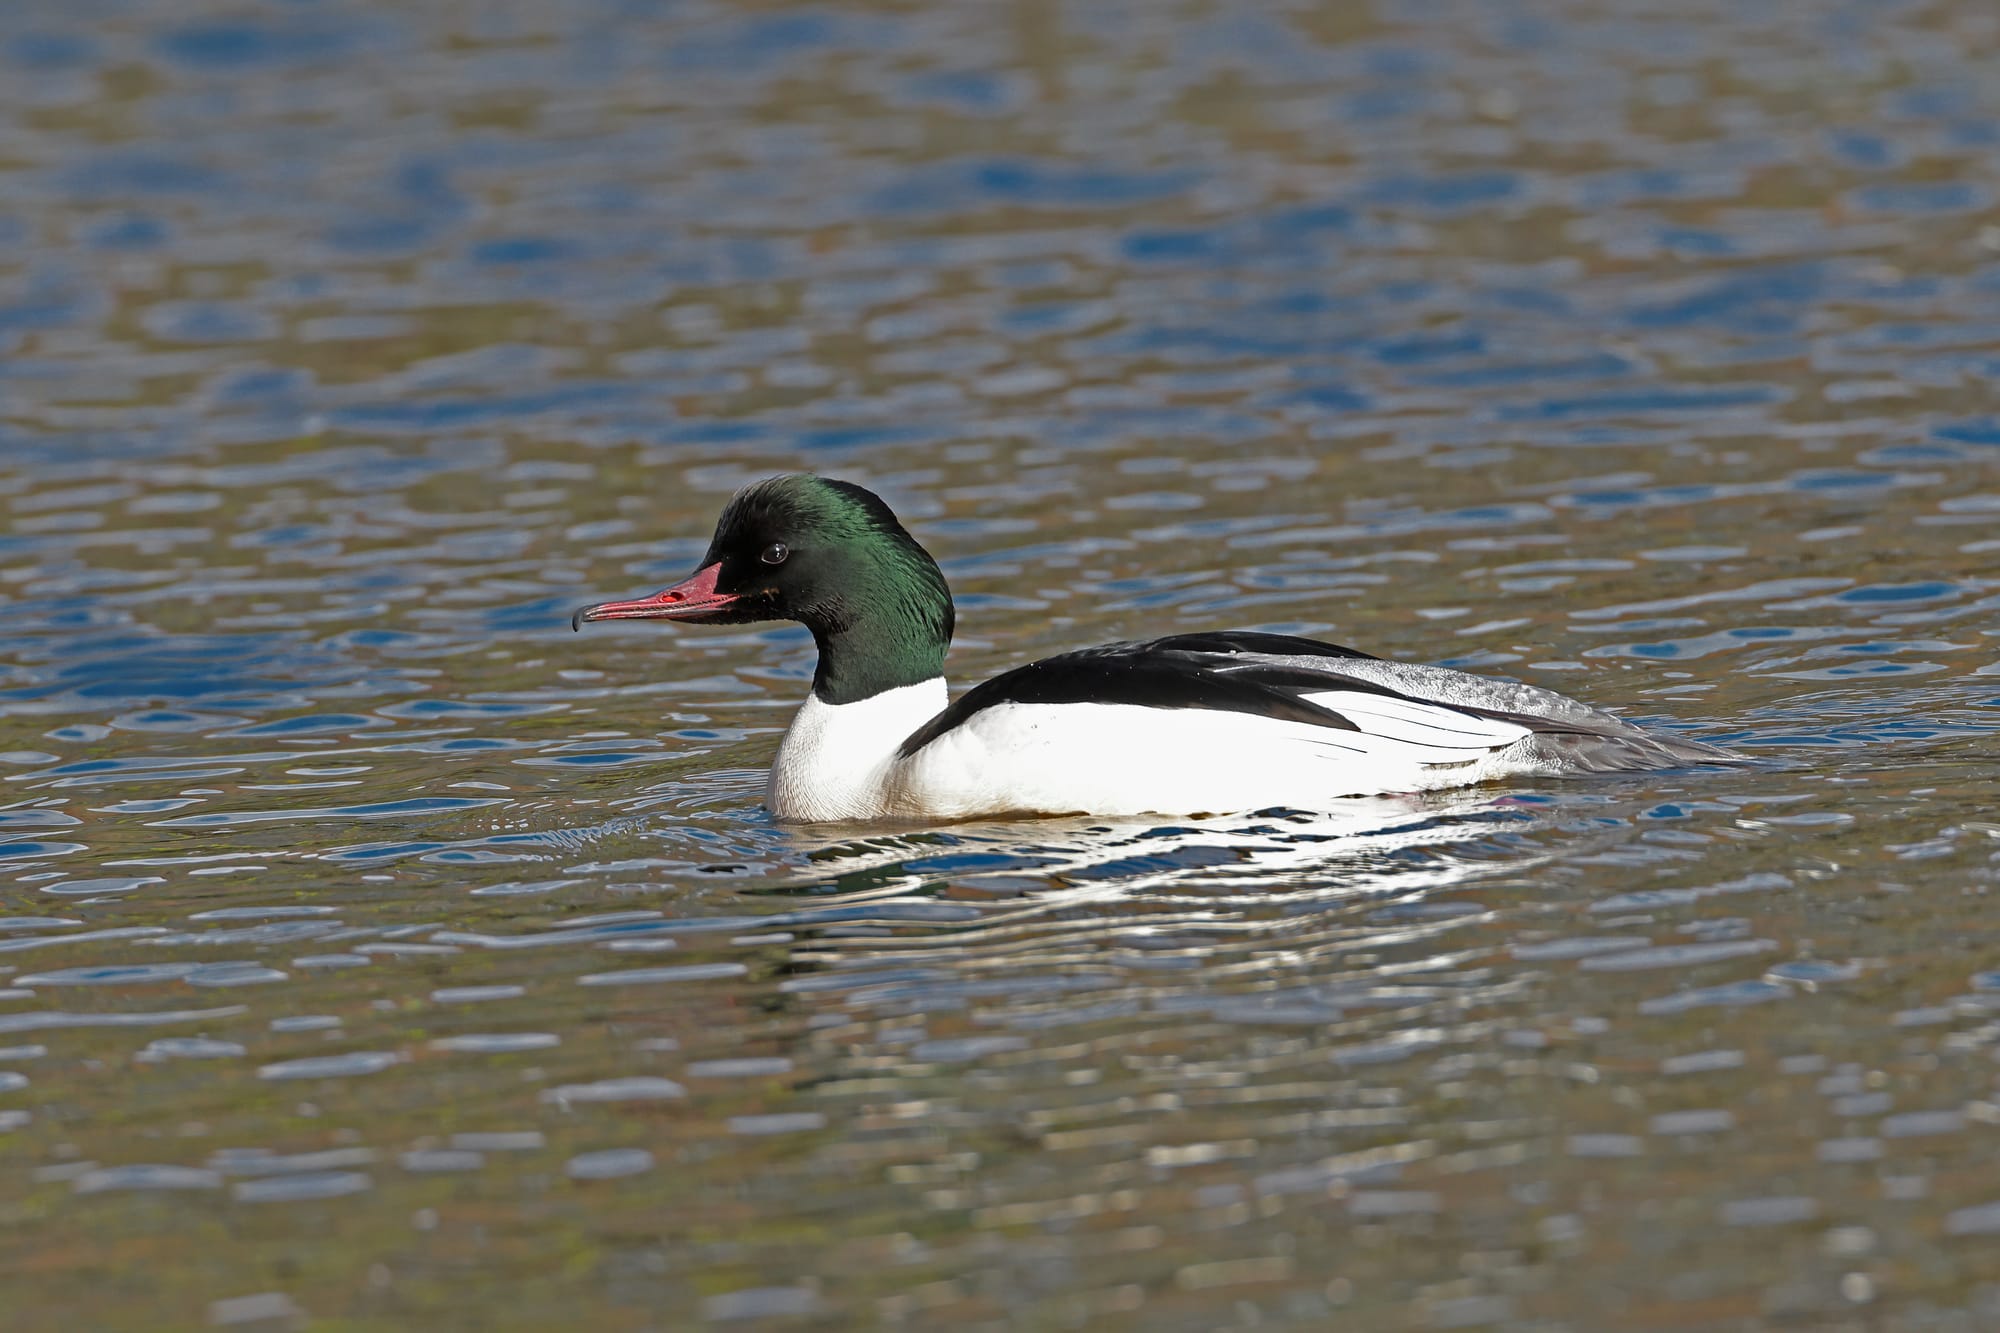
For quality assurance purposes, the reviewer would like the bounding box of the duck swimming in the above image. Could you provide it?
[573,475,1733,823]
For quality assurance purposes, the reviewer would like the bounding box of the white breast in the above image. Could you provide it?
[767,678,948,822]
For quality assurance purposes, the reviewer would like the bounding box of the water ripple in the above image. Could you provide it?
[6,1,2000,1326]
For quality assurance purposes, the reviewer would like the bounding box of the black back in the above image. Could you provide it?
[896,631,1408,758]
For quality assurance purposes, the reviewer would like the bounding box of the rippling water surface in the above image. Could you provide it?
[5,1,2000,1327]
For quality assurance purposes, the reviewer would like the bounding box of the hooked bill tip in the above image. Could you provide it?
[570,605,588,632]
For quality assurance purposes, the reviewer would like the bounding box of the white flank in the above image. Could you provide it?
[768,681,1541,823]
[887,701,1527,819]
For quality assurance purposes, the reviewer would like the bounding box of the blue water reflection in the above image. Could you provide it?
[4,0,2000,1327]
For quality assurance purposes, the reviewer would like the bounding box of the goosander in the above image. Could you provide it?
[574,475,1733,823]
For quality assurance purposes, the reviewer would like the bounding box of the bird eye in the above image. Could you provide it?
[760,542,789,566]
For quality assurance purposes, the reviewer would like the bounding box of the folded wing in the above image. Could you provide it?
[900,629,1730,776]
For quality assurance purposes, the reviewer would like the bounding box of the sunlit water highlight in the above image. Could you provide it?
[4,0,2000,1328]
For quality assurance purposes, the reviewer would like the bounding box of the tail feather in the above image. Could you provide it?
[1511,728,1739,775]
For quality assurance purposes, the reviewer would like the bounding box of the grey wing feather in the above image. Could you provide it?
[1204,648,1737,774]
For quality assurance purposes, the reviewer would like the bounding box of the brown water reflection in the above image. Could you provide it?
[4,0,2000,1328]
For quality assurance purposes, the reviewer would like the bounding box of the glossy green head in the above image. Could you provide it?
[577,475,954,704]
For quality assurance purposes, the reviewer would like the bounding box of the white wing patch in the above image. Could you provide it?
[1303,690,1530,755]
